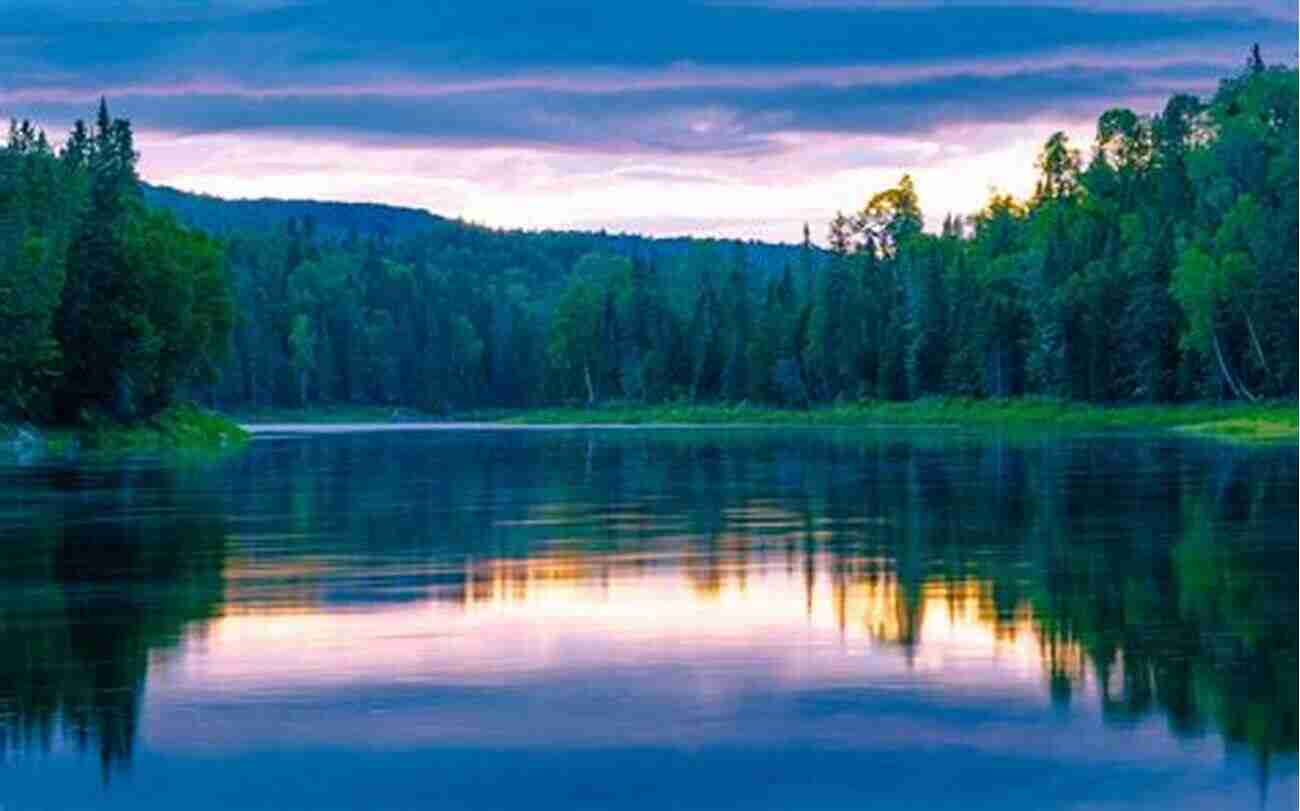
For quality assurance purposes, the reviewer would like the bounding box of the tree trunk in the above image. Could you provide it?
[1211,330,1256,401]
[583,359,596,407]
[1242,310,1275,387]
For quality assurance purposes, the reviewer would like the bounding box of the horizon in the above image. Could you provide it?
[142,181,830,246]
[4,1,1297,243]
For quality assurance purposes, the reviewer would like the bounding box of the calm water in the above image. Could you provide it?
[0,425,1295,810]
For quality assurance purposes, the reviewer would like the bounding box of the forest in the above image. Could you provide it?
[1,54,1295,423]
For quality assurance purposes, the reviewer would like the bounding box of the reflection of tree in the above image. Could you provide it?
[593,434,1294,764]
[0,467,227,779]
[1013,447,1297,766]
[221,428,1295,766]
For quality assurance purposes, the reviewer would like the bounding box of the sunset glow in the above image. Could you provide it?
[5,0,1293,240]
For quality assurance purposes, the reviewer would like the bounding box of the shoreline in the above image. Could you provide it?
[233,399,1297,442]
[2,404,249,456]
[11,399,1290,457]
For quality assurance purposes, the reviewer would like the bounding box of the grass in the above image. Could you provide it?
[87,404,250,450]
[495,397,1298,441]
[4,403,249,456]
[1174,416,1298,442]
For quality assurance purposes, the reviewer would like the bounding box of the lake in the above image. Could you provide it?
[1,425,1295,810]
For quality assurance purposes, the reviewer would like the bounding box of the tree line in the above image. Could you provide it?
[1,54,1295,422]
[551,51,1293,409]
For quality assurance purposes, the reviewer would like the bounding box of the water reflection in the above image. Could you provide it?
[0,464,226,778]
[0,428,1294,808]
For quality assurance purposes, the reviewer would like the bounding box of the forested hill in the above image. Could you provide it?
[141,182,817,281]
[141,184,447,239]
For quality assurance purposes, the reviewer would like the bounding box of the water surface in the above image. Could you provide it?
[1,425,1295,810]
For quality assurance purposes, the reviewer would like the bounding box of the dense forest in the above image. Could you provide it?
[1,53,1295,422]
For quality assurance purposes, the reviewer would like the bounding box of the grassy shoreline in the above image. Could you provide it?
[226,398,1296,442]
[495,398,1297,441]
[2,404,249,455]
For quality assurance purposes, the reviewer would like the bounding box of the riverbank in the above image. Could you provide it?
[198,398,1299,443]
[2,404,249,455]
[496,399,1297,441]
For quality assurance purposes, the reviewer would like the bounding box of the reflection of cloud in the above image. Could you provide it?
[457,548,1056,683]
[140,535,1236,807]
[190,537,1085,706]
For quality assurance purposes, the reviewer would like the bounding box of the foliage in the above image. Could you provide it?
[0,102,235,425]
[76,403,249,450]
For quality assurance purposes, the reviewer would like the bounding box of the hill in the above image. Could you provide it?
[142,183,822,286]
[142,184,445,239]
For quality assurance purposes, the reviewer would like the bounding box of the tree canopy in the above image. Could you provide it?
[1,101,233,423]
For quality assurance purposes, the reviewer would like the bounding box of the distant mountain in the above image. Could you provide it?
[142,184,822,283]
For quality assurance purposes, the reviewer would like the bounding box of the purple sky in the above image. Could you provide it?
[3,1,1294,241]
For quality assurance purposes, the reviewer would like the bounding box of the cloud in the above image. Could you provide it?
[3,60,1244,157]
[3,1,1290,150]
[714,0,1297,21]
[1,0,1292,237]
[3,1,1289,82]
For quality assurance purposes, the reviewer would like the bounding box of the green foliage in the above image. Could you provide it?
[0,123,72,420]
[121,208,235,411]
[0,235,63,417]
[0,102,235,426]
[76,403,249,450]
[547,270,605,403]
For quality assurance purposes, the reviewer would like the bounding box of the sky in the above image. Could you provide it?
[1,1,1295,242]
